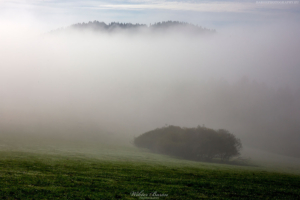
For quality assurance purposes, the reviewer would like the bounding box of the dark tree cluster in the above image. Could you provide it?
[149,21,215,34]
[70,21,147,32]
[51,20,215,35]
[134,126,242,162]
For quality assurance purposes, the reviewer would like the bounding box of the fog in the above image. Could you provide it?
[0,20,300,158]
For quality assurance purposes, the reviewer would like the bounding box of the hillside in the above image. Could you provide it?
[0,138,299,199]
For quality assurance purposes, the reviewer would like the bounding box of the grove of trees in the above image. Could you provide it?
[50,20,215,35]
[134,125,242,162]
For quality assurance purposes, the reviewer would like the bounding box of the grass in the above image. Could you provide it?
[0,137,299,199]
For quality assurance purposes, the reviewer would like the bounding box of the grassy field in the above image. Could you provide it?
[0,136,300,199]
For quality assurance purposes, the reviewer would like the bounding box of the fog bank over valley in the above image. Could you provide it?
[0,21,300,158]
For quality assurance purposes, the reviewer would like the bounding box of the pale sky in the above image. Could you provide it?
[1,0,299,30]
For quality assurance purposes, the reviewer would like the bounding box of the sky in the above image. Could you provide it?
[0,0,299,31]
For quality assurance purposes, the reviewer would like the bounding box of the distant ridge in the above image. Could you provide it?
[50,20,216,35]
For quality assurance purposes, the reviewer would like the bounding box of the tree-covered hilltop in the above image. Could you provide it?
[150,21,213,33]
[51,20,215,35]
[70,21,147,31]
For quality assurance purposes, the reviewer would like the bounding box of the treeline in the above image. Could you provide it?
[71,21,147,31]
[51,21,215,35]
[150,21,212,33]
[134,126,242,162]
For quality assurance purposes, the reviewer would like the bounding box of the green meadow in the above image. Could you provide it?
[0,135,300,199]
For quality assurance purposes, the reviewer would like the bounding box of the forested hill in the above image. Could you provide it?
[51,21,216,35]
